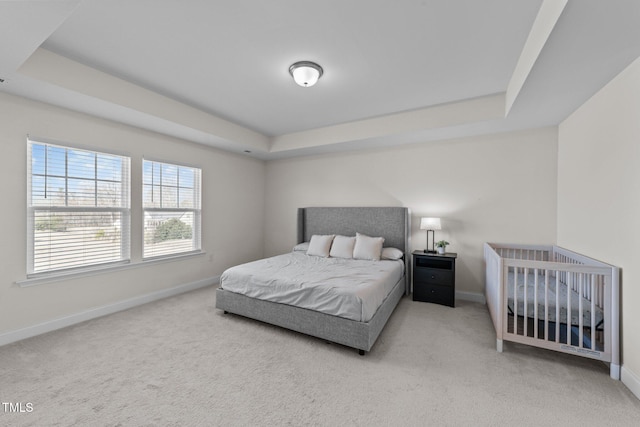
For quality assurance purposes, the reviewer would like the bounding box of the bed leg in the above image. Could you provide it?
[610,364,621,380]
[358,349,365,356]
[223,311,228,314]
[496,339,503,353]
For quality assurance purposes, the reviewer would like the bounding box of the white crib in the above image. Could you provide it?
[484,243,620,379]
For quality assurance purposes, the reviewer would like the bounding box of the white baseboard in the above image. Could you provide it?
[0,276,219,347]
[456,291,486,305]
[622,366,640,400]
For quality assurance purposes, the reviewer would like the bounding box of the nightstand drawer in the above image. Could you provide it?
[414,268,453,287]
[413,283,454,306]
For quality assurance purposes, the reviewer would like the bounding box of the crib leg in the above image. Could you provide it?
[496,339,503,353]
[610,363,621,380]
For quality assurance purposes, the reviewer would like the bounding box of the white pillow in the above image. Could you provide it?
[353,233,385,261]
[306,234,335,257]
[329,235,356,259]
[381,247,404,260]
[293,242,310,252]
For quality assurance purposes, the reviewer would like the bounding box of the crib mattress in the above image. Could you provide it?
[507,271,604,327]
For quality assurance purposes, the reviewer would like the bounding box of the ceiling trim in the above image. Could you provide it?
[505,0,568,114]
[269,93,506,153]
[18,48,270,153]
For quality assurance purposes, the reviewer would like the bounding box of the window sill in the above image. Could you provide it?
[16,251,206,287]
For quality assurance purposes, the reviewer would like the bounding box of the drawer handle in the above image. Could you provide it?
[431,275,436,279]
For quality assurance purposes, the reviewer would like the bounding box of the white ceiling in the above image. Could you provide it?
[1,0,640,159]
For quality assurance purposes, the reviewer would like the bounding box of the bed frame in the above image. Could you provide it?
[484,243,620,379]
[216,206,411,355]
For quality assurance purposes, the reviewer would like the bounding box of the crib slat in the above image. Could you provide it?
[556,270,560,342]
[513,266,518,335]
[523,268,528,337]
[567,272,572,345]
[534,268,539,339]
[599,276,603,308]
[544,270,549,342]
[579,273,584,349]
[591,274,596,350]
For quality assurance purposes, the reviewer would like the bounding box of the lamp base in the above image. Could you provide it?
[425,230,437,254]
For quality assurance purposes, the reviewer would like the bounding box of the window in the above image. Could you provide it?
[142,160,201,259]
[27,139,130,275]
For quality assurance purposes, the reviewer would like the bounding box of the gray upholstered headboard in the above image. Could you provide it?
[297,207,411,294]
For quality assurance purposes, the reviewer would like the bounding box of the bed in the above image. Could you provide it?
[484,243,620,379]
[216,207,411,355]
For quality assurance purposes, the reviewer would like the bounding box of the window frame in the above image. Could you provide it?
[26,137,131,277]
[142,157,202,260]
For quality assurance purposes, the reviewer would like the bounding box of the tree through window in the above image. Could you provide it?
[142,159,201,259]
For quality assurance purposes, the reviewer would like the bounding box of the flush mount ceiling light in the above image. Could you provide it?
[289,61,323,87]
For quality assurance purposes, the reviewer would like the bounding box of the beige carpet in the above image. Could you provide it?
[1,286,639,426]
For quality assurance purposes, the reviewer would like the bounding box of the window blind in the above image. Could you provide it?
[142,159,201,259]
[27,139,131,275]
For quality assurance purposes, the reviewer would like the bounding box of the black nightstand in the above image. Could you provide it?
[412,251,457,307]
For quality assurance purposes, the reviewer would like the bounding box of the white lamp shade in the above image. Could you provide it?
[420,217,441,230]
[289,61,323,87]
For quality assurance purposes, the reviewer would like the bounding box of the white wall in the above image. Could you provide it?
[0,92,265,335]
[558,56,640,397]
[265,127,559,296]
